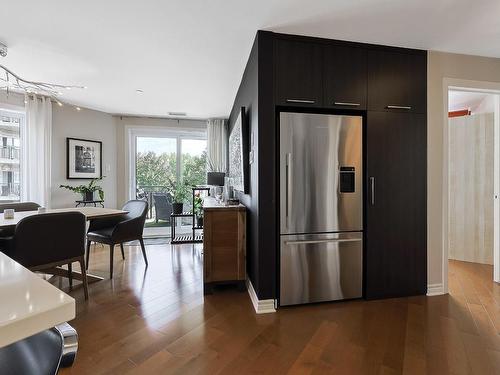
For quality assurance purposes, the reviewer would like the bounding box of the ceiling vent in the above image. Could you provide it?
[168,112,187,116]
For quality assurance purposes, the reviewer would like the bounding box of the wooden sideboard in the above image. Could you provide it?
[202,197,246,294]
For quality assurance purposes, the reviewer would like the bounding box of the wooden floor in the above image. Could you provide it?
[56,244,500,374]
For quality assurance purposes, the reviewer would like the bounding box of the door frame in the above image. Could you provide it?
[442,78,500,293]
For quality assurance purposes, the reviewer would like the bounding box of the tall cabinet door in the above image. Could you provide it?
[324,45,367,110]
[275,39,323,107]
[365,111,427,299]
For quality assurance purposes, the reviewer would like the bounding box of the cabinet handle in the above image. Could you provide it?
[370,177,375,206]
[387,105,412,110]
[286,99,315,104]
[334,102,360,107]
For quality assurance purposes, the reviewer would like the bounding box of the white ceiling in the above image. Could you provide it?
[2,0,500,119]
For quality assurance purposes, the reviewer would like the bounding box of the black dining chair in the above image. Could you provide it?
[9,211,89,299]
[86,200,148,278]
[0,202,41,255]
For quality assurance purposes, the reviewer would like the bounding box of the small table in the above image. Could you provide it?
[0,252,75,348]
[75,200,104,208]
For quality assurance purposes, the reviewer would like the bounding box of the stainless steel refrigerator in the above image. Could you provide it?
[279,112,363,306]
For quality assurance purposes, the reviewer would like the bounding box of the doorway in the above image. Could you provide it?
[127,127,207,238]
[447,88,500,289]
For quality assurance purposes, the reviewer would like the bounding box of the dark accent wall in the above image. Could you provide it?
[228,31,276,300]
[228,34,260,296]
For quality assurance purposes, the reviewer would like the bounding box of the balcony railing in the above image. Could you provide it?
[0,183,20,198]
[0,146,20,160]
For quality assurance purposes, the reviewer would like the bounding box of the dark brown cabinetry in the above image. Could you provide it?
[365,111,427,299]
[324,45,367,110]
[203,198,246,294]
[367,50,427,113]
[275,39,323,107]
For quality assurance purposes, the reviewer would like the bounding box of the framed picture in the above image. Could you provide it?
[66,138,102,179]
[228,107,248,192]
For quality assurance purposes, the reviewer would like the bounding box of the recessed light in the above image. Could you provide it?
[168,111,187,116]
[57,101,63,107]
[76,107,81,111]
[136,89,144,94]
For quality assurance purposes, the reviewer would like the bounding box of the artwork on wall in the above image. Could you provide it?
[229,107,246,192]
[66,137,102,179]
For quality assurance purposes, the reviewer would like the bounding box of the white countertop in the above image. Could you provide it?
[0,252,75,348]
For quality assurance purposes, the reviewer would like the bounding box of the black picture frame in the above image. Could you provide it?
[66,137,103,179]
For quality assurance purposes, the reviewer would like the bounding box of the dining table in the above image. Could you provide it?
[0,206,128,283]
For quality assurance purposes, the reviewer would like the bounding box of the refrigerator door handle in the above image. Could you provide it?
[370,177,376,205]
[285,153,292,228]
[284,238,362,245]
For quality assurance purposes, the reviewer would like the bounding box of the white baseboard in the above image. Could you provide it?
[246,279,276,314]
[427,283,445,296]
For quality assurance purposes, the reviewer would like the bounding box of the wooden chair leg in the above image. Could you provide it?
[139,238,148,267]
[79,256,89,300]
[86,240,91,270]
[109,244,114,278]
[120,243,125,260]
[68,262,73,290]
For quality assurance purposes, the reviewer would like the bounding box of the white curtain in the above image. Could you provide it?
[23,94,52,207]
[207,118,227,172]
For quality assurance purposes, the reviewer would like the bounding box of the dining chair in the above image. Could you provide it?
[0,201,41,255]
[9,211,89,299]
[86,200,148,278]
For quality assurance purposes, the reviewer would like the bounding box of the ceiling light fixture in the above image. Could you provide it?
[0,42,86,102]
[136,89,144,94]
[0,42,7,58]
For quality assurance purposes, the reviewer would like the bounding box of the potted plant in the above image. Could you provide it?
[168,179,188,215]
[193,192,203,227]
[60,178,105,202]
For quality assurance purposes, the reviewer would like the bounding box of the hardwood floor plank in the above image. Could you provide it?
[57,245,500,375]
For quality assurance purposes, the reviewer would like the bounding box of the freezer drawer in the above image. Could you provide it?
[280,232,363,306]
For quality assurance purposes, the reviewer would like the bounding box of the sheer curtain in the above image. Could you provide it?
[23,94,52,207]
[207,118,227,172]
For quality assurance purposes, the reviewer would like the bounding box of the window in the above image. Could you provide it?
[0,109,24,201]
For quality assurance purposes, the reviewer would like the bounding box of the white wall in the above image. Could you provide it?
[114,116,207,207]
[51,104,117,208]
[428,51,500,287]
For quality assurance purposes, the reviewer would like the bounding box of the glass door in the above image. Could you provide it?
[135,136,177,237]
[132,133,207,238]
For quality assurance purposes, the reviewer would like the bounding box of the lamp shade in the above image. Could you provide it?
[207,172,225,186]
